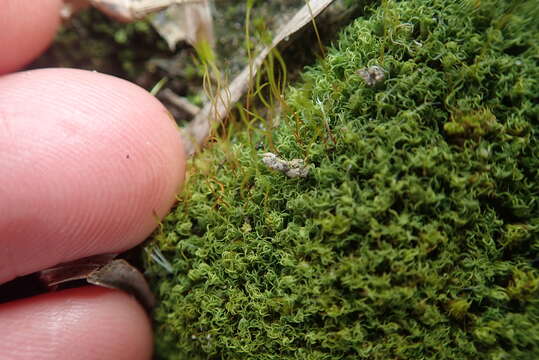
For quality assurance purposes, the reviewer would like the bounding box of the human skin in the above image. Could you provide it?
[0,1,186,359]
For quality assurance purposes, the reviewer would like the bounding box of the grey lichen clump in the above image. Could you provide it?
[357,65,385,86]
[145,0,539,359]
[261,153,309,178]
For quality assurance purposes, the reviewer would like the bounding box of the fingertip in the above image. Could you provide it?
[0,68,186,283]
[0,287,153,360]
[0,0,63,74]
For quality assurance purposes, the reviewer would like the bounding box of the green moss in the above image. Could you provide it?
[447,298,471,320]
[145,0,539,358]
[444,108,499,139]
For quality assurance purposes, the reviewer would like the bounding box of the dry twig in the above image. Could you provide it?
[161,88,201,117]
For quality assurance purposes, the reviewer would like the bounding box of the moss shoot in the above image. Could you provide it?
[145,0,539,358]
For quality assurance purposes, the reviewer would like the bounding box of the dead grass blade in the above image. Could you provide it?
[152,0,214,50]
[89,0,204,21]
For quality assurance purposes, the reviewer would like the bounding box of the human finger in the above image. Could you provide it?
[0,0,63,74]
[0,286,153,360]
[0,68,186,284]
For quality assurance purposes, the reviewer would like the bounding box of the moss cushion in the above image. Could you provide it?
[146,0,539,358]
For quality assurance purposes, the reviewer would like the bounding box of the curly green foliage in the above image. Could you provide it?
[145,0,539,358]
